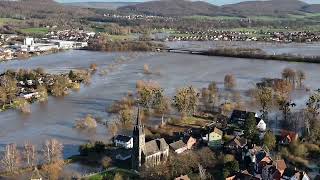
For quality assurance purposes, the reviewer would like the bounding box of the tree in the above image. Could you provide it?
[50,75,70,97]
[108,121,119,137]
[208,81,218,104]
[23,141,37,168]
[0,86,7,109]
[75,114,97,129]
[273,80,292,100]
[101,156,112,169]
[173,86,198,119]
[282,68,296,86]
[37,85,48,102]
[0,75,18,103]
[198,164,211,180]
[118,107,134,125]
[296,70,306,87]
[42,139,63,164]
[114,173,123,180]
[278,99,296,123]
[255,87,273,120]
[12,97,31,113]
[244,113,258,140]
[263,131,276,150]
[0,143,20,173]
[224,74,236,89]
[223,160,239,178]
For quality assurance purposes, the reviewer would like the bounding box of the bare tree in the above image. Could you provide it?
[108,121,119,137]
[42,139,63,164]
[23,141,37,168]
[282,68,296,87]
[0,143,20,173]
[296,70,306,88]
[198,164,210,180]
[224,74,236,89]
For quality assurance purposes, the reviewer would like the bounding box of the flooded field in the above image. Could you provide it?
[1,49,320,157]
[166,41,320,56]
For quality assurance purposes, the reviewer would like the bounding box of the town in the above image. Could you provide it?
[0,29,95,61]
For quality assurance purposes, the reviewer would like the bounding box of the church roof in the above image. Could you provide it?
[169,140,187,151]
[144,138,169,156]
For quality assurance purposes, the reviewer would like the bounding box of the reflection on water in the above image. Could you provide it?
[0,49,320,157]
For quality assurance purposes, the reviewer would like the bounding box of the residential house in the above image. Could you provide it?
[184,136,196,149]
[203,127,223,148]
[169,140,187,154]
[114,135,133,149]
[230,110,257,125]
[254,151,272,174]
[280,130,298,145]
[116,150,131,161]
[226,170,260,180]
[225,136,247,153]
[175,175,190,180]
[282,169,310,180]
[30,167,42,180]
[256,118,267,132]
[261,159,286,180]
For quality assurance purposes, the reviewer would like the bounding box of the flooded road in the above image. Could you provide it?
[0,49,320,157]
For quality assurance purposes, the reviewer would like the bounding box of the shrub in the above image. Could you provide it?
[75,114,97,129]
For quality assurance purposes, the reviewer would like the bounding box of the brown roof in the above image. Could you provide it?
[175,175,190,180]
[213,127,223,136]
[144,138,169,156]
[274,159,287,172]
[228,136,247,148]
[169,140,187,151]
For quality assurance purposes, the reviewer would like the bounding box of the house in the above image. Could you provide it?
[169,140,187,154]
[226,170,260,180]
[203,127,223,148]
[254,151,272,174]
[116,150,132,161]
[184,136,196,149]
[280,130,298,145]
[256,118,267,132]
[225,136,247,152]
[282,169,310,180]
[30,167,42,180]
[261,160,286,180]
[230,110,257,125]
[114,135,133,149]
[175,175,190,180]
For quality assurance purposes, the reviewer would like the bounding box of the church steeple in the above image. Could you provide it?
[132,107,145,170]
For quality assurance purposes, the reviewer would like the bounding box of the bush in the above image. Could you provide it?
[75,114,97,129]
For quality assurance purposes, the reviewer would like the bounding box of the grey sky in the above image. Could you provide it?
[56,0,320,5]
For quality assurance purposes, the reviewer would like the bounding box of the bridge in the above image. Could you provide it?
[164,48,207,55]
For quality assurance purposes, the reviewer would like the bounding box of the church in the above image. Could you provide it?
[131,109,169,170]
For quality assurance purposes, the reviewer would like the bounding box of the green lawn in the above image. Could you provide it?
[86,168,138,180]
[184,15,242,20]
[19,27,49,35]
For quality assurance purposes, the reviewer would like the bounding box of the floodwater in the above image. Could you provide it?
[165,41,320,56]
[0,49,320,157]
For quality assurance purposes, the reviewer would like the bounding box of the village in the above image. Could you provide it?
[0,29,95,61]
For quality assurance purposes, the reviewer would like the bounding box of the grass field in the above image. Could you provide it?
[87,168,138,180]
[0,18,21,25]
[18,27,49,35]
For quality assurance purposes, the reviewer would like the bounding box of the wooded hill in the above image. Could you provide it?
[118,0,320,17]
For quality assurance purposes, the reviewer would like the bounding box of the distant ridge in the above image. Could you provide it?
[118,0,219,16]
[63,2,139,10]
[118,0,319,17]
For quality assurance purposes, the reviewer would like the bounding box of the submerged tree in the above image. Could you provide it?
[173,86,199,119]
[224,74,236,89]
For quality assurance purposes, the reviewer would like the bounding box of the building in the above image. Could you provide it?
[204,127,223,148]
[132,109,169,170]
[280,130,298,145]
[30,167,42,180]
[175,175,191,180]
[169,140,187,154]
[24,37,35,46]
[230,110,258,125]
[256,118,267,132]
[261,160,286,180]
[282,169,310,180]
[225,136,247,152]
[114,135,133,149]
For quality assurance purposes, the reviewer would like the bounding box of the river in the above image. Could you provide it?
[0,49,320,158]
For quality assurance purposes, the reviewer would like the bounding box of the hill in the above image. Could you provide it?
[118,0,320,17]
[302,4,320,13]
[221,0,308,16]
[118,0,219,16]
[63,2,138,10]
[0,0,93,19]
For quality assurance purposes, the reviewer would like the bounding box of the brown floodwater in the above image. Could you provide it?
[0,48,319,157]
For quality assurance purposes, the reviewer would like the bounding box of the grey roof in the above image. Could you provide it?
[144,138,169,156]
[169,140,187,151]
[115,135,132,142]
